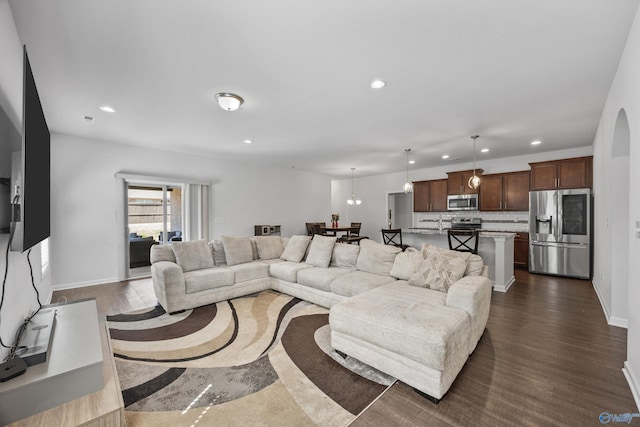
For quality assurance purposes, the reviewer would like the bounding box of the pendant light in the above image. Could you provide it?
[468,135,481,189]
[403,148,413,193]
[347,167,362,206]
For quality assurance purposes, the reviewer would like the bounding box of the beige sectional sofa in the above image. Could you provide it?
[150,234,492,402]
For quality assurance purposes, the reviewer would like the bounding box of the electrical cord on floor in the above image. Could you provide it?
[0,221,17,357]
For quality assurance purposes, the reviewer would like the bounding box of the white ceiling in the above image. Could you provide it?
[8,0,639,178]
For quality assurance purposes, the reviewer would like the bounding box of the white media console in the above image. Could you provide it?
[0,299,105,425]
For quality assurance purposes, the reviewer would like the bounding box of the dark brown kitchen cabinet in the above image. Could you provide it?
[447,169,483,195]
[413,179,448,212]
[514,232,529,269]
[479,171,530,211]
[529,156,592,190]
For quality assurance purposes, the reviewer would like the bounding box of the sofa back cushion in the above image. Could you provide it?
[171,240,215,272]
[222,236,254,266]
[280,235,312,262]
[305,235,337,268]
[255,236,284,260]
[356,239,401,276]
[150,244,176,264]
[389,247,423,280]
[330,243,360,269]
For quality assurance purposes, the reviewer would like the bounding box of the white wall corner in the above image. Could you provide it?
[592,281,612,323]
[623,361,640,412]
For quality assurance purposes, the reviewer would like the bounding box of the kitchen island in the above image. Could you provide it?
[403,228,516,292]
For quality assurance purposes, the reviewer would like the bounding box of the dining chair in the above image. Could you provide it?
[350,222,362,236]
[447,229,479,254]
[381,228,409,251]
[311,223,327,236]
[305,222,315,236]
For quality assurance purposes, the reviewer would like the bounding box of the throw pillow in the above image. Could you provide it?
[222,236,254,266]
[306,235,337,268]
[356,239,401,276]
[255,236,284,260]
[389,247,423,280]
[280,235,312,262]
[211,240,226,266]
[409,251,466,292]
[421,243,483,276]
[171,240,214,272]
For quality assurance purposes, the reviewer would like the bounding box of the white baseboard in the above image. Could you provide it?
[51,276,119,292]
[592,281,628,329]
[623,361,640,412]
[492,275,515,293]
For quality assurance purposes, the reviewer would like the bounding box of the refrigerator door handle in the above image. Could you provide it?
[531,241,589,248]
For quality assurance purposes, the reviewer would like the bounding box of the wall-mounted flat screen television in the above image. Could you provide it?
[1,46,51,252]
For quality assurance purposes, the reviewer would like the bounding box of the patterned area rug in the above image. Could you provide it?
[107,290,395,426]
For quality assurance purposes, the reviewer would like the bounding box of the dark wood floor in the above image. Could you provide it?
[52,270,637,426]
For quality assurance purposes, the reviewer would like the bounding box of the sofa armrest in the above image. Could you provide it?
[151,261,187,314]
[446,274,492,353]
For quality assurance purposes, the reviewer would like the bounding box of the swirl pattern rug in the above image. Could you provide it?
[107,290,395,426]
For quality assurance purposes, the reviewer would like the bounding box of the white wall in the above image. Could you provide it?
[592,4,640,410]
[50,133,331,288]
[0,0,50,362]
[331,146,592,242]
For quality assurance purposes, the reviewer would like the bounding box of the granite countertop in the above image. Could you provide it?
[405,228,517,237]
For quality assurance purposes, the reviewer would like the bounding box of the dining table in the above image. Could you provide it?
[320,226,359,238]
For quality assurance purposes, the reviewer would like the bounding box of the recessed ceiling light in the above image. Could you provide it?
[370,80,386,89]
[409,160,415,164]
[531,140,542,145]
[99,105,116,113]
[442,154,450,159]
[481,148,489,153]
[243,139,253,144]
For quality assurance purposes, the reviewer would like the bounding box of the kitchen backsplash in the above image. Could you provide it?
[414,211,529,232]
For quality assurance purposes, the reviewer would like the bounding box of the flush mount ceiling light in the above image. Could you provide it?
[442,154,450,159]
[403,148,413,193]
[216,93,244,111]
[347,167,362,206]
[481,148,490,153]
[370,80,386,89]
[99,105,115,113]
[243,139,253,144]
[531,140,542,145]
[468,135,481,190]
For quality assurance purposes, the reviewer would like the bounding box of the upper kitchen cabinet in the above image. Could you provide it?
[479,171,530,211]
[529,156,592,190]
[413,179,448,212]
[447,169,484,195]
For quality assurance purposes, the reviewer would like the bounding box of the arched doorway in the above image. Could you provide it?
[609,108,630,325]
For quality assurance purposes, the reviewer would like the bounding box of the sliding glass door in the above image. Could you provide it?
[116,173,209,281]
[126,184,184,278]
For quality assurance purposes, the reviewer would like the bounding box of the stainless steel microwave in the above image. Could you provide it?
[447,194,479,211]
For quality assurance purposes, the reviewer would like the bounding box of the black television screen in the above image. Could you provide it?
[18,47,50,252]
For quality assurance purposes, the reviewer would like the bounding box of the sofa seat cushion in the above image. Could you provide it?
[269,261,314,282]
[297,267,353,292]
[330,282,470,371]
[184,267,234,294]
[329,270,397,297]
[392,280,448,305]
[227,261,270,283]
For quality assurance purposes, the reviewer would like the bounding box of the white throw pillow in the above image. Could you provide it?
[150,244,176,264]
[409,251,466,292]
[306,235,337,268]
[421,243,483,276]
[171,240,214,272]
[222,236,254,266]
[389,247,423,280]
[255,236,284,260]
[280,235,312,263]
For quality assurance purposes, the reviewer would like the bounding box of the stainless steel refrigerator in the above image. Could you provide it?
[529,188,592,279]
